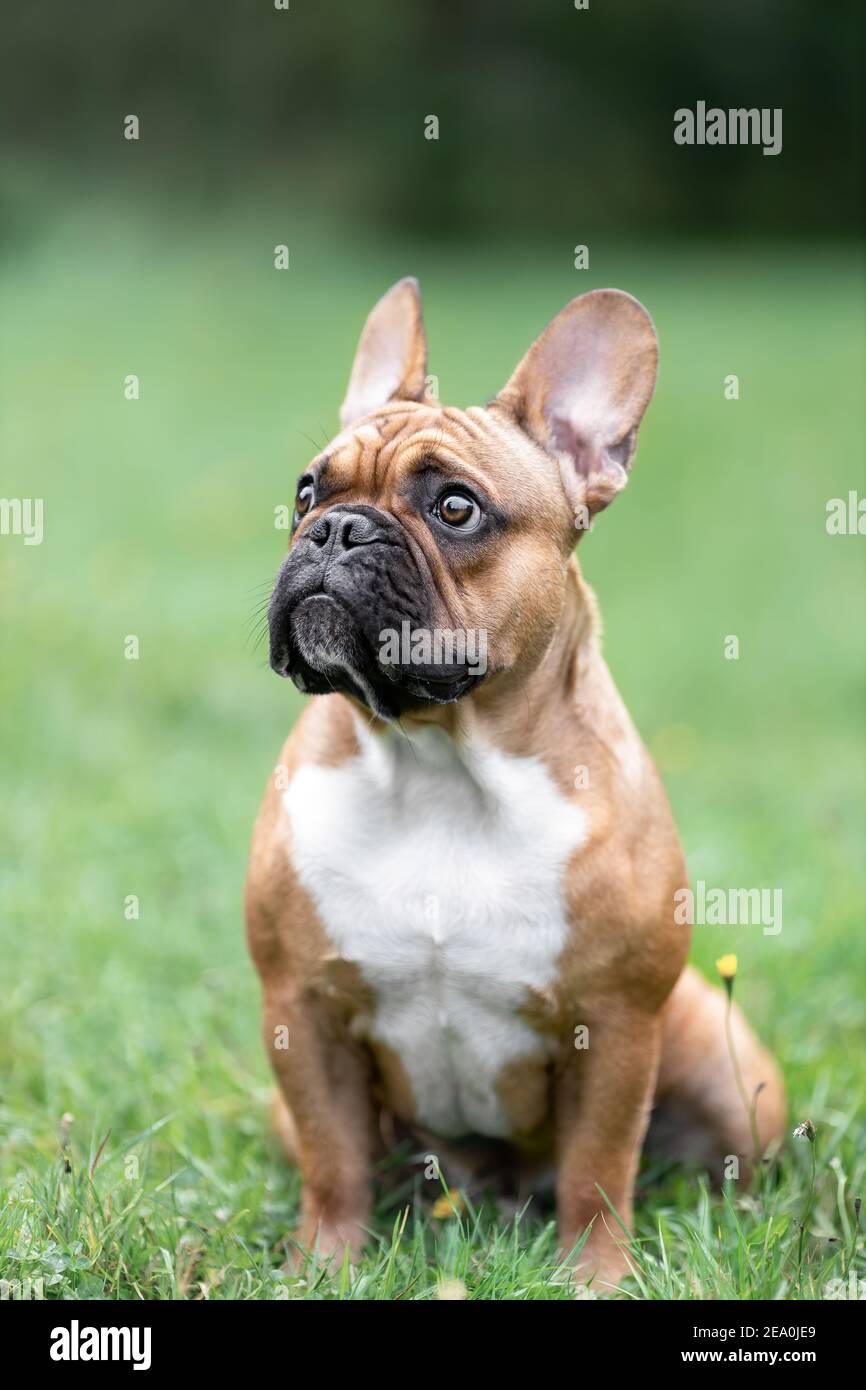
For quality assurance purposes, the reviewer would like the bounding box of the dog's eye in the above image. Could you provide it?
[294,483,314,519]
[435,492,480,530]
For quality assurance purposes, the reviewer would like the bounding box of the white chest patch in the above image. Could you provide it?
[282,722,587,1139]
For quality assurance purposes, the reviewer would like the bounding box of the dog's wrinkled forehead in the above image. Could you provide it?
[303,399,563,532]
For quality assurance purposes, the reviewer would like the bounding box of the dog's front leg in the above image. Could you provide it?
[262,981,374,1265]
[555,1003,662,1290]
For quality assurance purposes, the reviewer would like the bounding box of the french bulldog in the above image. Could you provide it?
[245,278,785,1287]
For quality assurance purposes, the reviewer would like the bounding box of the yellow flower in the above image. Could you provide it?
[716,954,737,981]
[432,1188,465,1220]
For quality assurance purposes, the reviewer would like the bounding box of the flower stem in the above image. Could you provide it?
[796,1140,817,1281]
[723,993,762,1172]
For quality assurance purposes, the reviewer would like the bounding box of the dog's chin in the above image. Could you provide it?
[275,594,483,722]
[378,666,482,715]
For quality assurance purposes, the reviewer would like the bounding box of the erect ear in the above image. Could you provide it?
[339,277,428,430]
[494,289,658,526]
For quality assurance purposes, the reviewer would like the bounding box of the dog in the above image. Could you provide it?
[245,278,785,1286]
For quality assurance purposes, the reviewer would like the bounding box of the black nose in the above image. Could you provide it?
[306,508,389,551]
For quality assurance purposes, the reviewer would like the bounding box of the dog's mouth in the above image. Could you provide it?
[281,594,381,711]
[271,593,483,720]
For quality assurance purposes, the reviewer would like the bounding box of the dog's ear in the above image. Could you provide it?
[340,277,428,429]
[494,289,658,523]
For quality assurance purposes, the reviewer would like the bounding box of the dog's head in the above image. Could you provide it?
[268,277,658,720]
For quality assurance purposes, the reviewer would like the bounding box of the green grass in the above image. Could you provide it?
[1,202,864,1299]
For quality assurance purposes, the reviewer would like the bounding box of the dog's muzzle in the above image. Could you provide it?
[267,504,483,719]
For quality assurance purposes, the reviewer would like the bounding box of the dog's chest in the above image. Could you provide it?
[283,726,586,1138]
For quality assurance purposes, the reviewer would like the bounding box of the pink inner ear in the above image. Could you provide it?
[550,405,637,480]
[606,427,636,469]
[550,412,595,476]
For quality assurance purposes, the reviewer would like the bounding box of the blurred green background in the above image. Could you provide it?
[0,1,863,1298]
[1,0,860,241]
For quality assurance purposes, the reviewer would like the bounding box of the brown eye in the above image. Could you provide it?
[294,483,314,519]
[436,492,480,530]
